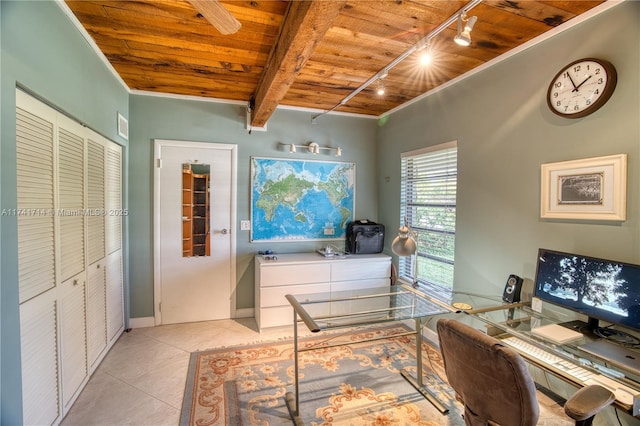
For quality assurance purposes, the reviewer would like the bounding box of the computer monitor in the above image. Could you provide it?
[534,248,640,333]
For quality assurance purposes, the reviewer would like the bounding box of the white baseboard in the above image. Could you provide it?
[129,311,255,328]
[128,316,155,328]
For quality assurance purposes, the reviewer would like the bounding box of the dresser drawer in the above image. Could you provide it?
[331,278,390,293]
[331,259,391,281]
[261,283,330,308]
[259,303,331,329]
[259,263,331,287]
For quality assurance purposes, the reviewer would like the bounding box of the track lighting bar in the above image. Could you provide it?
[311,0,482,123]
[280,142,342,157]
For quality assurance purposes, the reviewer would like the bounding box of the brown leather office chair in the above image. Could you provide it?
[436,318,615,426]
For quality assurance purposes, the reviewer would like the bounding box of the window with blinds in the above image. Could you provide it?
[399,141,457,300]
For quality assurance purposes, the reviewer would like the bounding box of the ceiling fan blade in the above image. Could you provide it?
[188,0,241,35]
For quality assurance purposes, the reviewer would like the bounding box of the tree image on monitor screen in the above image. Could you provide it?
[613,267,640,315]
[556,256,625,307]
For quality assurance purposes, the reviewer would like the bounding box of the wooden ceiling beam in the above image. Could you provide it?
[250,0,346,128]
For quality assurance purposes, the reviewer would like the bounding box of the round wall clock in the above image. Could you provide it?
[547,58,617,118]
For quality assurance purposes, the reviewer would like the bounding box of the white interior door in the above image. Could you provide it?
[154,140,236,324]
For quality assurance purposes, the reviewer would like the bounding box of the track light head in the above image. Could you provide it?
[419,43,433,66]
[376,80,385,96]
[454,14,477,47]
[417,42,433,66]
[335,147,342,157]
[308,142,319,154]
[289,144,296,153]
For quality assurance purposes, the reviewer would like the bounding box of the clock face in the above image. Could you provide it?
[547,58,617,118]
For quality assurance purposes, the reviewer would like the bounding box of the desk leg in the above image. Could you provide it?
[416,317,424,387]
[285,310,302,423]
[400,317,450,414]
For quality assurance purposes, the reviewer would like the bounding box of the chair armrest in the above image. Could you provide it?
[564,384,615,421]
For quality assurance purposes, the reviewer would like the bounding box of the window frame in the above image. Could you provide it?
[398,141,457,300]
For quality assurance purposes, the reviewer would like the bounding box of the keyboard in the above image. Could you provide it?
[502,336,638,407]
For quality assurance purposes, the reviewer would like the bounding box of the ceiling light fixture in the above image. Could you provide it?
[453,13,478,46]
[310,0,482,123]
[281,142,342,157]
[376,80,385,96]
[419,43,433,66]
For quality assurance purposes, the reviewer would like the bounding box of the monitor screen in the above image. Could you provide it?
[534,248,640,332]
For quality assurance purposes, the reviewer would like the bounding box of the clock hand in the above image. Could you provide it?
[574,74,593,91]
[567,73,578,91]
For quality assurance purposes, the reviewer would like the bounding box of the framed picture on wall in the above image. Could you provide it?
[540,154,627,221]
[250,157,356,242]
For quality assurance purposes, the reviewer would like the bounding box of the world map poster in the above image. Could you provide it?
[250,157,355,242]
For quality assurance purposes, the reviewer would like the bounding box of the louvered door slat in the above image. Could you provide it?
[87,260,107,369]
[20,293,60,426]
[87,138,105,264]
[59,273,88,409]
[106,250,124,341]
[58,123,86,281]
[106,144,122,254]
[16,107,56,303]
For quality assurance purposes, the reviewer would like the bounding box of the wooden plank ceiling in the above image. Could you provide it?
[65,0,604,126]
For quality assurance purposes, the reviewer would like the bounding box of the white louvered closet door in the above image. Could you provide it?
[56,115,88,411]
[86,136,107,370]
[17,89,126,424]
[16,100,56,304]
[106,142,124,342]
[87,137,106,264]
[58,116,86,280]
[19,292,60,426]
[16,91,61,426]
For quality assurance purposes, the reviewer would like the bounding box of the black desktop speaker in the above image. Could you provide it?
[502,274,523,303]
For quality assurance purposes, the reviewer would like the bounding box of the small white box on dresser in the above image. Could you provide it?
[255,253,392,331]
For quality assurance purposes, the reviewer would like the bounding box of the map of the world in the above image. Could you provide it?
[250,157,355,242]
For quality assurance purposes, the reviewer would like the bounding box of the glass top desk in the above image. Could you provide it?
[283,283,509,420]
[285,284,640,422]
[458,299,640,417]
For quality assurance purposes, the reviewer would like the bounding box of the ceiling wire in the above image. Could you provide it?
[311,0,483,123]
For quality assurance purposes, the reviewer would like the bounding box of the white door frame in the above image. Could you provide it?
[153,139,237,325]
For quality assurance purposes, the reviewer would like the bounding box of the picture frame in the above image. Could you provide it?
[540,154,627,221]
[250,157,355,242]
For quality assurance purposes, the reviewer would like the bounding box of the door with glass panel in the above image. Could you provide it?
[154,140,236,324]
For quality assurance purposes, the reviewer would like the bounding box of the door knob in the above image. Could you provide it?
[220,228,228,234]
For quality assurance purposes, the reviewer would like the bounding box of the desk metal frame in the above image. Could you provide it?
[284,283,458,422]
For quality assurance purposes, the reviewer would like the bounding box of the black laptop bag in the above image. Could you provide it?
[346,220,385,254]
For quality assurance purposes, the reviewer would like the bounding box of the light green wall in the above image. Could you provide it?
[377,2,640,296]
[1,1,129,423]
[2,0,639,423]
[129,95,378,316]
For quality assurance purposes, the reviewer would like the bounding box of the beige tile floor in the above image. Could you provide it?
[61,318,309,426]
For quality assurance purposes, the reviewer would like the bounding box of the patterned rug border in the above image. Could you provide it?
[179,323,571,426]
[179,323,428,425]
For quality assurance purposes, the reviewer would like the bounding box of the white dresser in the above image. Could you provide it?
[255,253,392,331]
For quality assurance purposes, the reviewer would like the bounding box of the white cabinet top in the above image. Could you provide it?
[255,252,390,266]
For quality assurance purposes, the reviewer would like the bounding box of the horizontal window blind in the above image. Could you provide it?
[399,142,457,298]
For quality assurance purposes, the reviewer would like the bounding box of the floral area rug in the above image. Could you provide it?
[180,324,570,425]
